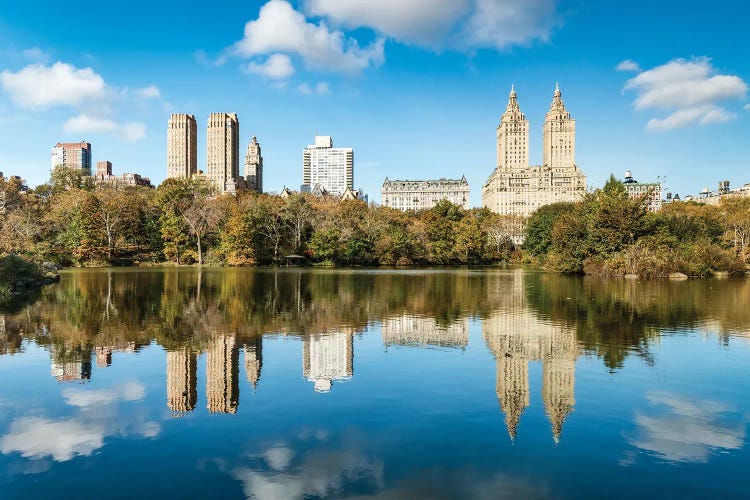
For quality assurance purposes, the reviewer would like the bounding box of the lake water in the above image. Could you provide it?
[1,268,749,499]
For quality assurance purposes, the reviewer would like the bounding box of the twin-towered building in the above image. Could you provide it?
[166,113,264,194]
[482,85,587,216]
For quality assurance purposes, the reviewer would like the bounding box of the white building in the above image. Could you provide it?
[51,142,91,174]
[623,171,662,212]
[302,135,353,196]
[482,85,587,217]
[381,177,470,211]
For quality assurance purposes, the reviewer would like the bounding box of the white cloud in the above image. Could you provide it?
[21,47,49,63]
[264,446,294,470]
[0,417,104,462]
[63,114,117,133]
[232,0,384,74]
[305,0,468,45]
[305,0,559,50]
[246,54,295,79]
[0,62,106,109]
[134,85,161,99]
[462,0,560,49]
[616,59,641,72]
[627,392,746,463]
[297,82,330,95]
[63,114,147,143]
[623,57,747,131]
[744,103,750,111]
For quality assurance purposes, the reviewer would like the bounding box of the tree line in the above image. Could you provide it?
[523,175,750,276]
[1,168,748,274]
[0,166,523,267]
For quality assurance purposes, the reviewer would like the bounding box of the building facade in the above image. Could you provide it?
[206,113,240,193]
[93,161,152,188]
[302,135,353,196]
[381,177,470,211]
[51,142,92,174]
[623,171,662,212]
[167,114,198,180]
[482,85,586,217]
[303,332,353,393]
[244,135,263,193]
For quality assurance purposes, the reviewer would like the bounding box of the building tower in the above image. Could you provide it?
[244,136,263,193]
[167,114,197,179]
[543,83,576,171]
[302,135,354,196]
[495,355,530,440]
[96,161,112,177]
[166,348,197,414]
[497,85,529,170]
[51,142,92,174]
[206,113,240,193]
[206,334,240,413]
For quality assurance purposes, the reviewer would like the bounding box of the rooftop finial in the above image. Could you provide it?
[510,84,515,96]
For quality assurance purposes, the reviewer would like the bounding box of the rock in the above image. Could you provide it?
[624,274,639,280]
[714,271,730,279]
[41,261,60,271]
[669,272,688,280]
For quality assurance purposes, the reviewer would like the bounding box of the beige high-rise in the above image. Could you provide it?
[482,85,586,217]
[206,113,240,193]
[244,135,263,193]
[206,334,239,413]
[167,114,197,179]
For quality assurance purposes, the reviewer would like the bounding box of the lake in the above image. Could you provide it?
[0,268,749,499]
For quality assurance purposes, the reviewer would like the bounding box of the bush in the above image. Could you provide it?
[0,254,43,289]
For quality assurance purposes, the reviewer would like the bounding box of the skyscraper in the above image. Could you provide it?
[302,135,353,196]
[244,135,263,193]
[482,85,586,217]
[167,114,197,179]
[303,332,353,393]
[51,142,91,174]
[206,113,240,193]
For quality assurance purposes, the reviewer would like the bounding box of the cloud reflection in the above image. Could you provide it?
[0,380,159,463]
[627,391,746,463]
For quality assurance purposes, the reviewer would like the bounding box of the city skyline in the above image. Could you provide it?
[0,1,749,206]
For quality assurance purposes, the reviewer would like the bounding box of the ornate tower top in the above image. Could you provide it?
[502,85,525,122]
[547,83,569,118]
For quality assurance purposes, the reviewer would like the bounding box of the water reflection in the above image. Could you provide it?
[1,268,749,496]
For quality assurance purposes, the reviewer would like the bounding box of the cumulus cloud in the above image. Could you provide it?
[305,0,468,45]
[616,59,641,72]
[246,54,295,79]
[623,57,747,131]
[63,114,147,143]
[306,0,559,49]
[463,0,560,49]
[745,103,750,111]
[0,62,106,109]
[627,391,746,463]
[232,0,385,74]
[134,85,161,99]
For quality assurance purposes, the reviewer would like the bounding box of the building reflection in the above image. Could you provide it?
[303,332,354,393]
[166,347,198,414]
[382,315,468,349]
[483,271,578,442]
[206,334,240,414]
[244,336,263,390]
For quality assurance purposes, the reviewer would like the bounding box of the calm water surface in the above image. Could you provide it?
[1,268,749,499]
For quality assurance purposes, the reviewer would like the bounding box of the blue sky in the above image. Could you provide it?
[0,0,748,206]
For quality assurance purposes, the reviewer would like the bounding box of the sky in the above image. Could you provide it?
[0,0,748,207]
